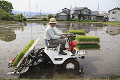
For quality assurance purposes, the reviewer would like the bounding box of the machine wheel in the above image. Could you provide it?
[62,59,79,70]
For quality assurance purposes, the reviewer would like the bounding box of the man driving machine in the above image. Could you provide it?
[44,18,67,55]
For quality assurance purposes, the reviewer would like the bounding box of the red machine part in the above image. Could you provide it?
[69,40,77,47]
[68,40,77,54]
[11,55,18,64]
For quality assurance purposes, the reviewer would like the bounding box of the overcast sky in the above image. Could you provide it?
[5,0,120,13]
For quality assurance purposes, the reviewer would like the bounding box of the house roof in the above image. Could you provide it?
[108,7,120,13]
[72,7,91,14]
[74,7,88,10]
[62,8,70,10]
[90,11,99,16]
[57,13,67,16]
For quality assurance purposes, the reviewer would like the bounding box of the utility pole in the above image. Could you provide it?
[40,10,41,17]
[70,5,72,13]
[29,0,31,17]
[98,2,99,12]
[24,12,25,17]
[36,4,38,15]
[70,5,72,18]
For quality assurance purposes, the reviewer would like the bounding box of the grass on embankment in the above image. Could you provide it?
[57,21,120,27]
[0,20,120,27]
[91,22,120,27]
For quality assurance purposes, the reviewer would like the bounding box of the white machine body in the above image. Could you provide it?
[44,46,86,65]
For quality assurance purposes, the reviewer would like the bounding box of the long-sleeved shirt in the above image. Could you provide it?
[44,25,62,40]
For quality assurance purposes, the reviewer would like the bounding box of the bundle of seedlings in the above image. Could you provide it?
[76,44,100,50]
[68,30,85,40]
[75,36,100,44]
[69,30,85,35]
[13,40,35,66]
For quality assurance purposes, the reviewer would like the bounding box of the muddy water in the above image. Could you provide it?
[0,22,120,79]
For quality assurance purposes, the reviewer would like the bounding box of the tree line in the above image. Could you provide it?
[0,0,56,21]
[0,0,26,21]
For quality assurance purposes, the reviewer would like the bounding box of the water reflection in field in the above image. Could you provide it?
[0,22,120,79]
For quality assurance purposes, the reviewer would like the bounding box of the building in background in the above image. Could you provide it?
[72,7,107,21]
[56,7,108,21]
[96,13,105,22]
[89,11,99,20]
[72,7,91,20]
[108,7,120,22]
[56,8,70,21]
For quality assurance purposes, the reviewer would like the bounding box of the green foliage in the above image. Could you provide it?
[0,8,14,21]
[16,13,26,22]
[69,30,85,35]
[17,13,23,19]
[76,44,100,50]
[0,1,15,21]
[0,0,13,13]
[23,17,27,21]
[16,19,22,22]
[13,40,34,66]
[69,19,77,21]
[75,36,100,42]
[48,14,54,19]
[41,17,48,21]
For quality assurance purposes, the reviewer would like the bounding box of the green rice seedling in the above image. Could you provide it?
[13,40,34,66]
[69,30,85,35]
[76,44,100,50]
[75,36,100,43]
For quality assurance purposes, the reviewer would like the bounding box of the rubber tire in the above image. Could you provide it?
[62,58,79,70]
